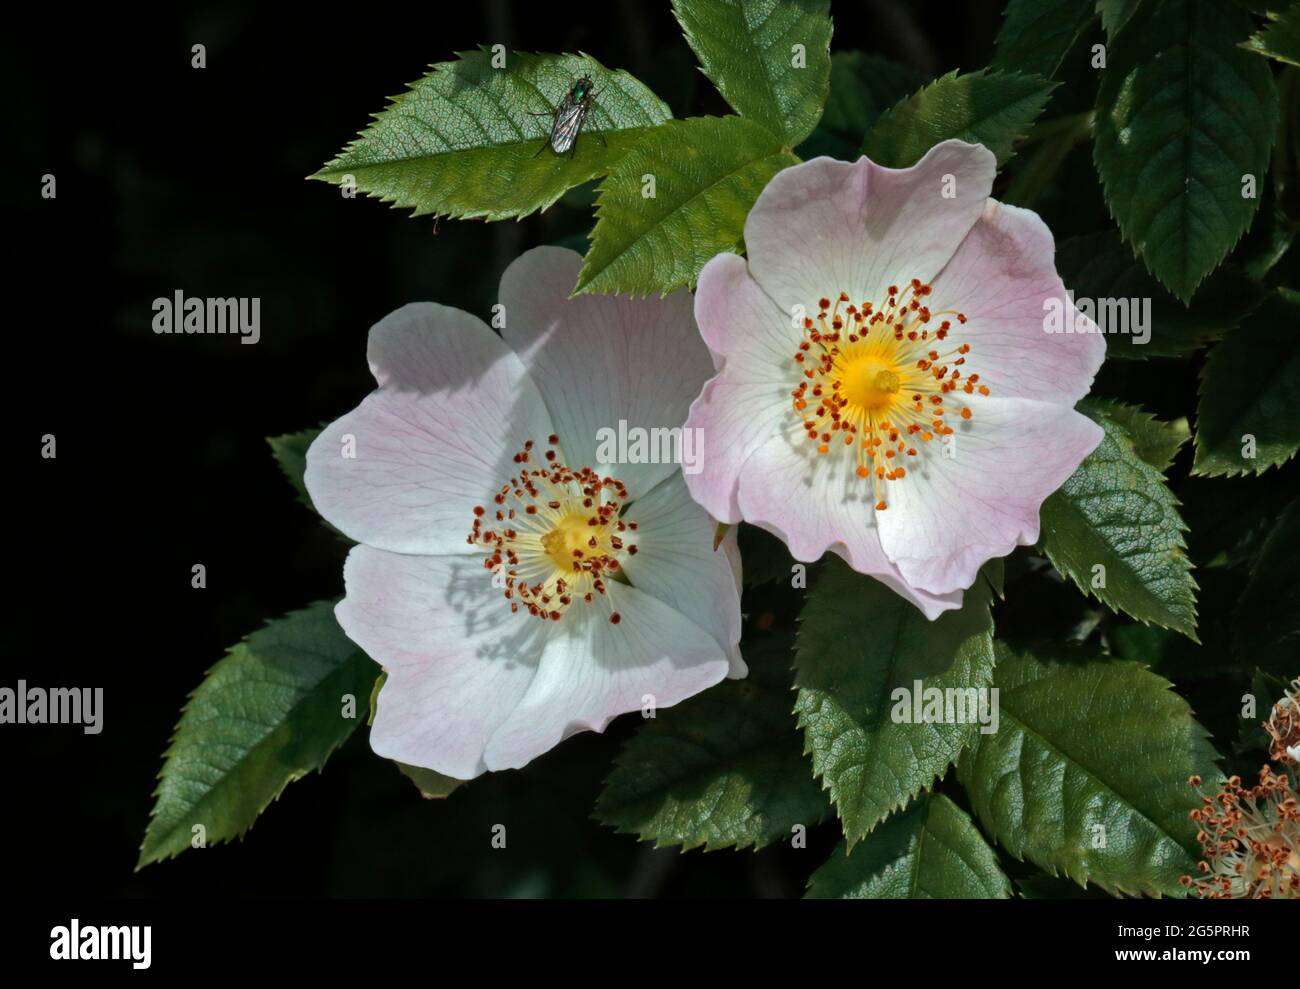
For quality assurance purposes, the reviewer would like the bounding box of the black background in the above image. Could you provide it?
[5,0,1116,900]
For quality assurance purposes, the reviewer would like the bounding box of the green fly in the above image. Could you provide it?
[532,77,606,158]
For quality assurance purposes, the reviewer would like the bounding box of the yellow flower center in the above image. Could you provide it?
[540,514,613,572]
[840,358,902,412]
[469,437,637,624]
[790,279,990,510]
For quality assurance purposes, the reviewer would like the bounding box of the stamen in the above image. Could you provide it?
[469,436,636,623]
[789,278,987,510]
[1183,767,1300,899]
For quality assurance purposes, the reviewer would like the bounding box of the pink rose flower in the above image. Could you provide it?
[685,141,1106,618]
[305,247,742,779]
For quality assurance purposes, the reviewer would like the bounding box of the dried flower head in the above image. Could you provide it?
[1182,767,1300,899]
[1265,676,1300,766]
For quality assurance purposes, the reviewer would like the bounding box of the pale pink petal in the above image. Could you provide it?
[498,246,714,500]
[305,303,553,556]
[735,427,964,620]
[694,251,799,364]
[684,252,804,524]
[338,545,547,780]
[877,397,1104,595]
[930,200,1107,405]
[743,143,996,315]
[482,584,730,771]
[682,143,1104,620]
[621,473,744,677]
[683,367,794,525]
[718,526,748,678]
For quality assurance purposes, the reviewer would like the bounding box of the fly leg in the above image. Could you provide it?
[528,108,556,157]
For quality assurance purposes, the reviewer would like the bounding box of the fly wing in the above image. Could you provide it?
[549,99,588,154]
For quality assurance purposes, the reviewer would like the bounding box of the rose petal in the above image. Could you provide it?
[499,246,714,500]
[718,526,748,679]
[743,142,996,315]
[684,253,798,524]
[694,251,797,363]
[736,427,964,619]
[305,303,553,555]
[338,545,546,780]
[621,473,744,677]
[683,373,795,527]
[877,396,1104,595]
[481,583,730,771]
[931,200,1107,405]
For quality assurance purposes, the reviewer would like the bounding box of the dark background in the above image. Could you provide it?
[5,0,1071,898]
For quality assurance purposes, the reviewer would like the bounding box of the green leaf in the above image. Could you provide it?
[1192,289,1300,477]
[1093,0,1279,302]
[993,0,1099,79]
[983,557,1007,599]
[671,0,832,146]
[1097,0,1143,39]
[575,116,797,296]
[268,427,349,541]
[863,69,1056,168]
[594,637,829,851]
[1239,669,1292,754]
[1235,205,1300,279]
[1107,621,1230,680]
[819,51,925,135]
[1184,473,1300,570]
[1015,874,1099,898]
[1055,231,1266,359]
[138,602,377,868]
[1242,2,1300,66]
[1040,402,1199,639]
[958,644,1221,896]
[797,52,926,158]
[1233,498,1300,676]
[806,793,1010,899]
[1083,399,1189,472]
[793,559,996,847]
[312,50,671,221]
[367,670,385,725]
[1002,111,1095,208]
[395,761,462,799]
[738,522,797,588]
[268,428,321,510]
[712,521,731,552]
